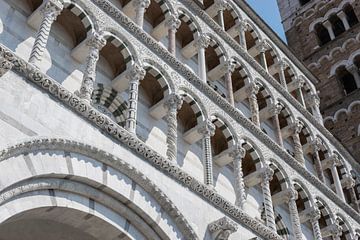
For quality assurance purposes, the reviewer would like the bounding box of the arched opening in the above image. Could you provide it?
[277,106,295,155]
[329,14,346,37]
[245,25,259,52]
[316,199,335,240]
[315,23,331,46]
[336,66,358,95]
[343,4,359,27]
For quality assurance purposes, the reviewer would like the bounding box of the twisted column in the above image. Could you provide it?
[133,0,150,28]
[312,138,326,182]
[29,0,63,66]
[308,208,322,240]
[125,63,146,134]
[286,188,303,240]
[165,15,181,56]
[230,143,246,208]
[198,119,216,186]
[271,103,284,147]
[309,93,323,125]
[0,57,13,77]
[247,81,261,127]
[278,60,288,90]
[78,32,106,102]
[260,166,276,232]
[291,120,305,165]
[195,35,210,82]
[238,21,247,49]
[223,61,235,106]
[164,93,183,162]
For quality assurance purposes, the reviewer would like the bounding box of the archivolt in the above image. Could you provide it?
[0,137,199,240]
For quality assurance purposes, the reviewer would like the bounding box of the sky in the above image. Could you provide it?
[246,0,287,43]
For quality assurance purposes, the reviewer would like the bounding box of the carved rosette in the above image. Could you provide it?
[208,216,238,240]
[0,57,13,77]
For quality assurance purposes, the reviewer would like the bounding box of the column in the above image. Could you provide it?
[309,93,323,125]
[198,119,216,186]
[286,189,303,240]
[260,166,276,232]
[165,15,181,56]
[296,78,306,107]
[271,103,284,147]
[223,61,235,106]
[125,63,146,134]
[292,120,305,165]
[214,0,227,30]
[164,93,183,162]
[346,65,360,88]
[78,32,106,102]
[337,11,350,30]
[257,42,268,72]
[0,57,13,77]
[308,208,322,240]
[133,0,150,28]
[28,0,63,66]
[247,82,261,127]
[323,20,335,40]
[230,143,246,208]
[195,35,210,82]
[312,138,326,183]
[330,155,346,201]
[238,21,247,49]
[342,173,359,211]
[278,60,288,89]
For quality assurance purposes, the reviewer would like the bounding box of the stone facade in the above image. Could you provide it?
[0,0,360,239]
[277,0,360,162]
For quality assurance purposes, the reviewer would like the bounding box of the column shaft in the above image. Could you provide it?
[199,120,215,186]
[198,46,207,82]
[311,219,322,240]
[224,70,234,106]
[166,16,180,56]
[217,9,225,30]
[249,89,260,127]
[238,23,247,49]
[273,114,283,147]
[29,1,63,65]
[288,193,303,240]
[261,168,276,232]
[313,151,325,182]
[323,21,335,40]
[292,132,305,165]
[331,164,346,201]
[260,51,268,72]
[278,63,288,89]
[231,145,246,208]
[134,0,150,28]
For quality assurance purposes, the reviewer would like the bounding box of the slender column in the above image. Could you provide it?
[198,119,216,186]
[164,93,183,162]
[295,78,306,107]
[28,0,63,65]
[257,42,268,71]
[312,138,326,182]
[260,166,276,232]
[342,173,359,211]
[337,11,350,30]
[214,0,227,30]
[323,20,335,40]
[165,15,181,56]
[238,21,247,49]
[223,61,235,106]
[309,93,323,125]
[308,208,322,240]
[278,60,288,90]
[286,189,303,239]
[133,0,150,28]
[230,143,246,208]
[347,65,360,88]
[125,63,146,134]
[292,120,305,165]
[247,82,261,127]
[78,32,106,102]
[330,155,346,201]
[195,35,210,82]
[271,103,284,147]
[0,57,13,77]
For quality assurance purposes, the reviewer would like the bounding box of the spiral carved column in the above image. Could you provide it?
[78,32,106,103]
[29,0,63,66]
[291,120,305,165]
[230,143,246,208]
[286,188,303,240]
[271,103,284,148]
[309,208,322,240]
[260,166,276,232]
[312,138,326,183]
[164,93,183,162]
[223,61,235,106]
[247,82,261,127]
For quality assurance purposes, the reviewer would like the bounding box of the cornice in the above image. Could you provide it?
[0,45,281,240]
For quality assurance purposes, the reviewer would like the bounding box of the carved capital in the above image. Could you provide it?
[229,143,246,159]
[256,41,269,53]
[284,188,298,203]
[342,173,356,189]
[41,0,63,20]
[0,57,13,77]
[330,154,342,167]
[126,63,146,82]
[214,0,229,11]
[270,102,284,115]
[195,34,210,49]
[292,119,304,134]
[133,0,151,8]
[277,60,288,71]
[164,93,183,111]
[86,31,107,50]
[198,119,216,137]
[311,137,323,152]
[222,60,235,73]
[246,81,261,96]
[309,93,320,107]
[165,15,181,30]
[308,207,321,222]
[208,216,238,240]
[238,20,248,32]
[261,166,274,183]
[295,77,306,89]
[329,223,343,237]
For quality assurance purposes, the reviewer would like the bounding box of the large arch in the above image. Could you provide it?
[0,138,199,240]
